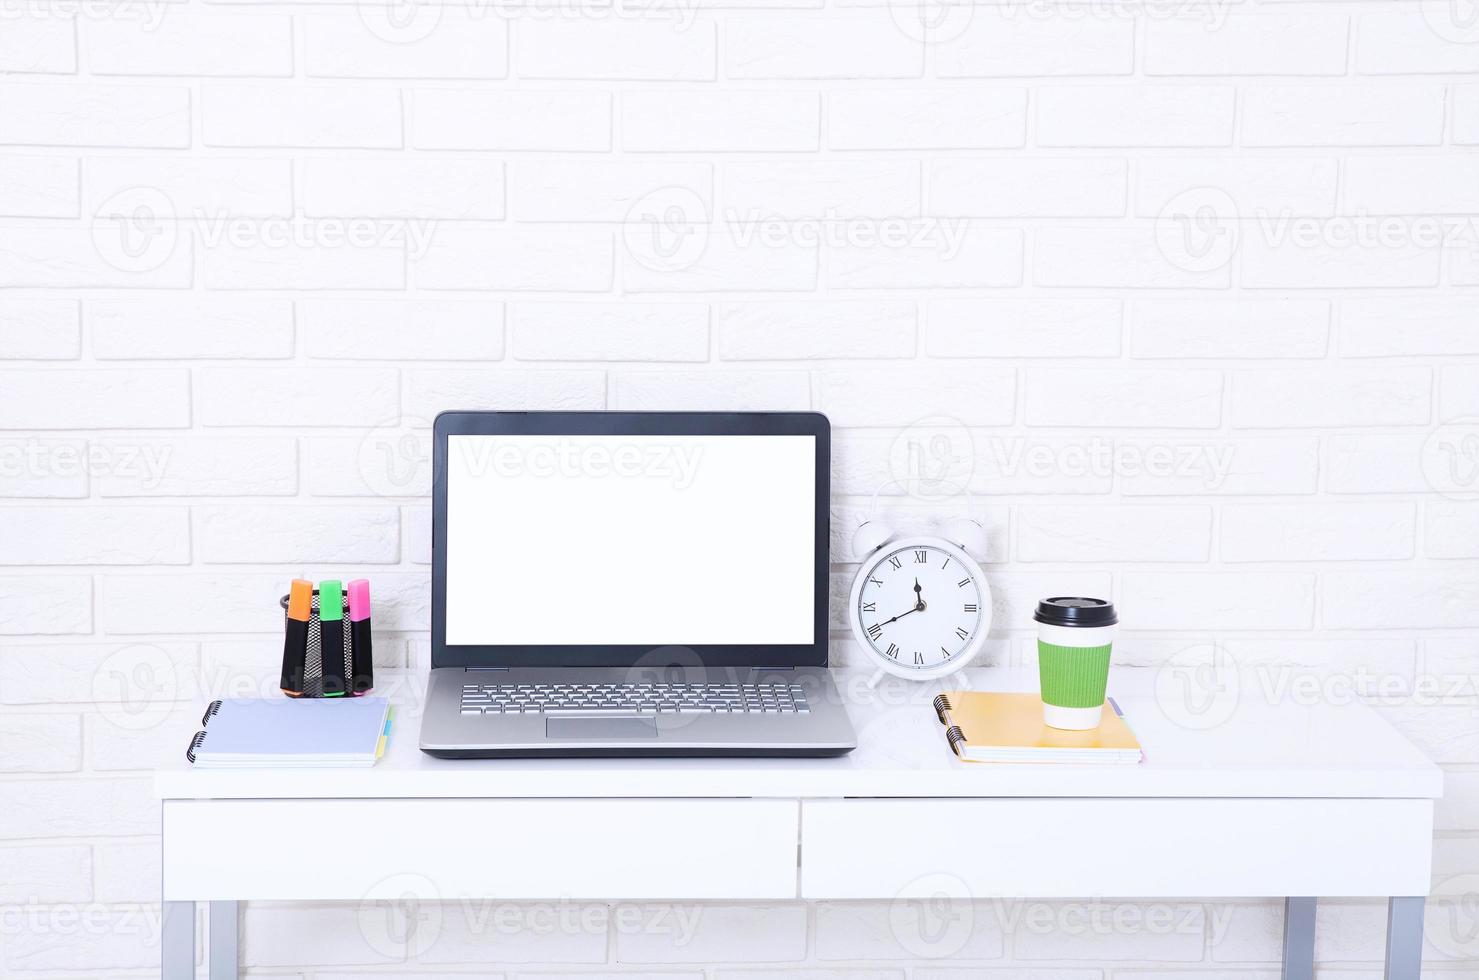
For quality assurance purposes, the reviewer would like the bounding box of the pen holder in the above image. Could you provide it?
[279,590,373,698]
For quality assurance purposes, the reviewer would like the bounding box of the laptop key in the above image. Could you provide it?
[543,707,645,716]
[461,681,811,716]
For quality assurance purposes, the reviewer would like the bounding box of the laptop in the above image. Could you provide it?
[418,410,858,758]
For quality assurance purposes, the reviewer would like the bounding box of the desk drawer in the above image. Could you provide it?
[801,798,1433,898]
[164,798,799,901]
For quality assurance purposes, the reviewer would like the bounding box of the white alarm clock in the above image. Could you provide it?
[847,516,992,683]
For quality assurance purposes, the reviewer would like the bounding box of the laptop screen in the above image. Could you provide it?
[444,433,817,648]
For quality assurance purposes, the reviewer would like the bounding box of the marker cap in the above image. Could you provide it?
[287,579,313,622]
[319,580,345,621]
[348,579,371,622]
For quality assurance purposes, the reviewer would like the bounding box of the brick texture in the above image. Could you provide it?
[0,5,1474,976]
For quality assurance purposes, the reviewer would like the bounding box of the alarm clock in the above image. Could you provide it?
[847,515,992,684]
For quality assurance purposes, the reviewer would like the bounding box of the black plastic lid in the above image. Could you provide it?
[1034,597,1117,627]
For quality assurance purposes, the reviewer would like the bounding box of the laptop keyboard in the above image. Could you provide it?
[459,682,810,716]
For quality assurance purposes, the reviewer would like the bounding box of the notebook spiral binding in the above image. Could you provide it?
[932,693,953,724]
[187,700,225,763]
[944,724,967,757]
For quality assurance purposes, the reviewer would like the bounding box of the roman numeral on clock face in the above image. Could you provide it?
[856,541,988,673]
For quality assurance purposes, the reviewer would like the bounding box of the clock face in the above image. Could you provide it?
[854,541,986,672]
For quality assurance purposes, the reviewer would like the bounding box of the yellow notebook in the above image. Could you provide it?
[933,692,1143,765]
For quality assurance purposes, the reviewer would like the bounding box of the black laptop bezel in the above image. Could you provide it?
[431,410,831,669]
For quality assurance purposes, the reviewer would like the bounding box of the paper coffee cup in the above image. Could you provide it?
[1035,597,1117,730]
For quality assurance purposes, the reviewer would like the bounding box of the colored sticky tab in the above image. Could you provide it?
[375,709,394,760]
[348,579,371,622]
[319,580,344,621]
[287,579,314,622]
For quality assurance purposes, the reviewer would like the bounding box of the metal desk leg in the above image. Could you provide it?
[1282,896,1317,980]
[161,901,195,980]
[209,902,239,979]
[1384,896,1425,980]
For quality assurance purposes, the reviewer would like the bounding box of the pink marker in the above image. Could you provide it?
[348,579,373,696]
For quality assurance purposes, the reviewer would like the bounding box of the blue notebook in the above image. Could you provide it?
[187,697,391,768]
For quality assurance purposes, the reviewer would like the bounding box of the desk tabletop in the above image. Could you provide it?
[154,667,1442,802]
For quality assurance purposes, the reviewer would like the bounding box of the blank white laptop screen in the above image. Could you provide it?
[445,434,816,646]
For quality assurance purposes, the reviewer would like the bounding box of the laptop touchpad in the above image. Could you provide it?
[546,717,660,739]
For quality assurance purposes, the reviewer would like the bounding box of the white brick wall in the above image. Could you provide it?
[2,3,1478,975]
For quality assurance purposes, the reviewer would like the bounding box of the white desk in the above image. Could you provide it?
[155,667,1442,979]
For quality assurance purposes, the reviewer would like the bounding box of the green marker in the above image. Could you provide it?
[318,580,347,697]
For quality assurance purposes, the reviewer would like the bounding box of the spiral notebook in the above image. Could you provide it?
[932,691,1142,765]
[186,697,392,768]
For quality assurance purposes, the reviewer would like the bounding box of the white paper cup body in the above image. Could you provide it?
[1036,621,1117,730]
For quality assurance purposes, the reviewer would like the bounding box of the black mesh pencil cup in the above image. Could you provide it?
[279,589,371,698]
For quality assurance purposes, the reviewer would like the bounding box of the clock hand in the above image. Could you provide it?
[881,607,916,626]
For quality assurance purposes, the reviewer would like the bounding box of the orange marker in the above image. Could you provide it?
[280,579,313,696]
